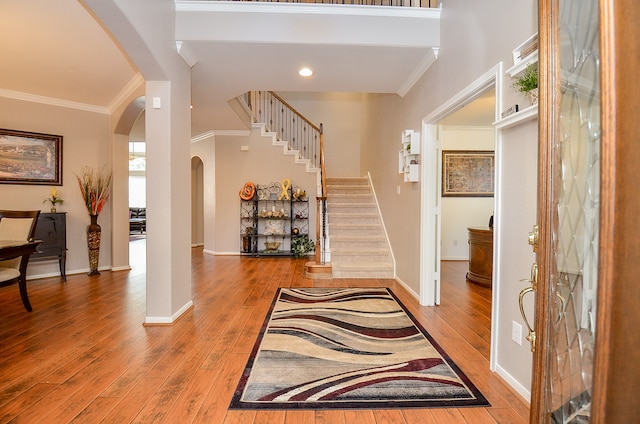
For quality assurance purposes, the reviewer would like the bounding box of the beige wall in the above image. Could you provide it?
[85,0,194,322]
[495,119,538,393]
[191,157,204,246]
[0,96,113,277]
[278,92,363,178]
[190,136,216,253]
[360,0,538,399]
[200,126,319,254]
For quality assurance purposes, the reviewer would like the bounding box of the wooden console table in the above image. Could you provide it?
[467,227,493,287]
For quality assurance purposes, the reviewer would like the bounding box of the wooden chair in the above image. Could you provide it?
[0,210,41,311]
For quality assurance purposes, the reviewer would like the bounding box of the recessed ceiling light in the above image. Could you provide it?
[299,67,313,77]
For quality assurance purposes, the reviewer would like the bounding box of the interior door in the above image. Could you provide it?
[531,0,640,421]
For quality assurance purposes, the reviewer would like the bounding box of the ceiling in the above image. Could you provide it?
[0,0,493,136]
[439,90,496,127]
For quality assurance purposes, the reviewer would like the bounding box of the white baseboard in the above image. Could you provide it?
[440,256,468,261]
[144,300,194,325]
[111,265,132,272]
[394,276,420,302]
[494,363,531,403]
[26,266,111,281]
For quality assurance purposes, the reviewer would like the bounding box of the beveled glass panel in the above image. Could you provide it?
[545,0,600,422]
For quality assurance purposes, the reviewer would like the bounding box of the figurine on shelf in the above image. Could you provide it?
[278,178,291,200]
[293,187,307,201]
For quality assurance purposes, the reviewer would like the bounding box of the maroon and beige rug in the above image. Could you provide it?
[230,288,489,410]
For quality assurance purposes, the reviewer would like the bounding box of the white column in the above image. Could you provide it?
[144,80,193,323]
[110,132,131,271]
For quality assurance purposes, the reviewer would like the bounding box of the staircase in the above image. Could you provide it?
[327,177,395,279]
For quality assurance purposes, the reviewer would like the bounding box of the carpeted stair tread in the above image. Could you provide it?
[331,246,391,254]
[327,187,371,195]
[328,212,378,219]
[330,234,386,241]
[326,194,373,203]
[326,177,369,185]
[331,261,394,269]
[327,202,376,208]
[326,177,394,279]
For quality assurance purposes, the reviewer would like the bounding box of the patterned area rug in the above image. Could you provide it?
[230,288,489,410]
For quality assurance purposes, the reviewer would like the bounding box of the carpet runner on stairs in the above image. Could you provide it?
[327,177,394,279]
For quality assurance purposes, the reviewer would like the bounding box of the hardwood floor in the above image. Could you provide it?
[0,241,529,423]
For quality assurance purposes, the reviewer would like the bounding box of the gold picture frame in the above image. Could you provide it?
[442,150,494,197]
[0,128,63,185]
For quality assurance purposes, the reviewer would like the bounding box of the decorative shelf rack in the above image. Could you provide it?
[398,129,420,182]
[240,181,309,257]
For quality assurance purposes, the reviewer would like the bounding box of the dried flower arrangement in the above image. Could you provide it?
[76,166,112,216]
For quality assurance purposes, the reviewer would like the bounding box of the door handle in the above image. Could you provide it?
[519,263,538,352]
[528,225,539,253]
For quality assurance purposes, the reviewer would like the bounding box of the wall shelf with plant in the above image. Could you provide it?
[495,34,539,129]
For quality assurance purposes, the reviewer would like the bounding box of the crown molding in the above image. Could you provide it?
[190,129,251,143]
[0,88,109,114]
[107,73,145,114]
[397,47,438,97]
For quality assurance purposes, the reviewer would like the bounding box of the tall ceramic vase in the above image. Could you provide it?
[87,214,101,276]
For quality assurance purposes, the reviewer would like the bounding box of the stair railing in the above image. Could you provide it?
[316,124,327,265]
[244,91,328,265]
[206,0,438,7]
[248,91,321,170]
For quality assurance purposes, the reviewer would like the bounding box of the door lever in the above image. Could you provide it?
[519,263,538,352]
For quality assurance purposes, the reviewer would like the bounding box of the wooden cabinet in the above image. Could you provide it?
[466,227,493,287]
[31,212,67,281]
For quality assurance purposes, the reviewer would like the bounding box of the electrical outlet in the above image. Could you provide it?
[397,185,401,195]
[512,321,523,345]
[453,239,458,246]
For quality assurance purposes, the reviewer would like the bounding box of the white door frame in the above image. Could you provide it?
[420,63,503,369]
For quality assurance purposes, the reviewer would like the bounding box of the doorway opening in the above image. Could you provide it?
[420,63,502,370]
[128,112,146,268]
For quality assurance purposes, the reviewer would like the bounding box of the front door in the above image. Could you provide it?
[531,0,640,422]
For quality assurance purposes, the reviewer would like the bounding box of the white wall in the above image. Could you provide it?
[440,126,495,260]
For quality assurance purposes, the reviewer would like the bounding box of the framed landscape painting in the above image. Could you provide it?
[442,150,494,197]
[0,128,63,185]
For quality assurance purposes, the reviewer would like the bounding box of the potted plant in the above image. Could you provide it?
[512,63,538,104]
[43,188,63,213]
[291,234,315,259]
